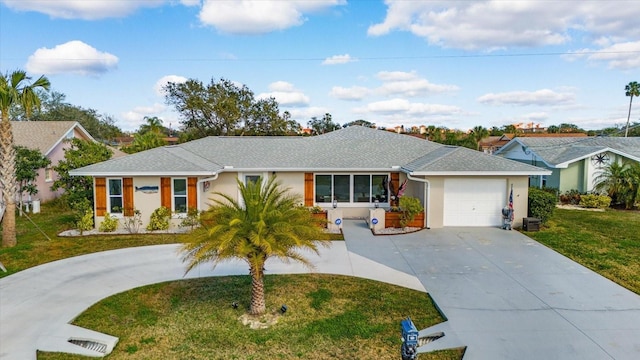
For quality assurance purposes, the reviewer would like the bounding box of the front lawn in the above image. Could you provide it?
[0,203,182,278]
[38,274,464,360]
[0,203,342,278]
[526,208,640,294]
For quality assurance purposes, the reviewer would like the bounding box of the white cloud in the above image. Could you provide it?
[356,98,463,116]
[286,106,332,125]
[567,41,640,70]
[268,81,296,92]
[329,86,370,101]
[154,75,188,96]
[351,98,465,130]
[257,81,310,107]
[368,1,640,51]
[375,71,458,96]
[25,40,118,76]
[477,89,575,106]
[322,54,356,65]
[198,0,346,34]
[2,0,165,20]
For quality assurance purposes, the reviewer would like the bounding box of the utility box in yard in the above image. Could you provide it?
[523,217,540,232]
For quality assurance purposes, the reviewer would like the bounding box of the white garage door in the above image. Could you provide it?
[443,178,507,227]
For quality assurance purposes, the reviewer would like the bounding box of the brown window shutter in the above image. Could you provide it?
[123,178,134,216]
[304,173,314,206]
[391,172,399,196]
[188,177,197,210]
[95,177,107,216]
[161,177,171,209]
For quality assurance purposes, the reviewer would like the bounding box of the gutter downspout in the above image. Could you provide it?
[197,173,220,211]
[406,173,430,229]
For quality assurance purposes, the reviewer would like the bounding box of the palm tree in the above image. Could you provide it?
[0,70,50,247]
[625,81,640,138]
[594,161,640,209]
[470,125,489,151]
[139,116,163,135]
[181,176,329,315]
[122,131,167,153]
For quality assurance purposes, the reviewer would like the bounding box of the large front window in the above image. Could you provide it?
[107,178,123,214]
[173,178,187,214]
[315,174,389,204]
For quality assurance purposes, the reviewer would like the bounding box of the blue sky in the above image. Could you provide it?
[1,0,639,132]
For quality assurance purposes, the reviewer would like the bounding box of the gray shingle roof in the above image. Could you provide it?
[404,146,546,173]
[71,126,548,176]
[511,137,640,166]
[12,121,89,155]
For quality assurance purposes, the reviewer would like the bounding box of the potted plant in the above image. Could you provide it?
[399,196,423,228]
[308,206,328,228]
[385,196,424,228]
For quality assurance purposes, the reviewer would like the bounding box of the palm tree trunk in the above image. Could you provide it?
[626,95,634,138]
[0,118,17,247]
[249,263,266,315]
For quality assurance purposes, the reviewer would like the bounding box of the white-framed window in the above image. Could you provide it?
[315,174,389,205]
[107,178,123,214]
[237,173,268,208]
[44,167,53,182]
[172,178,188,214]
[245,175,261,185]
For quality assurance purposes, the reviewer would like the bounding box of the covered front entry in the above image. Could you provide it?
[443,178,506,227]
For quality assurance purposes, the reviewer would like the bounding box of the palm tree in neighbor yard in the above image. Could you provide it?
[182,176,329,315]
[0,70,50,247]
[594,161,640,209]
[625,81,640,137]
[471,125,489,150]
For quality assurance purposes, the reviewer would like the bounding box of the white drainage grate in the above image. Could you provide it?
[68,338,108,354]
[418,331,445,347]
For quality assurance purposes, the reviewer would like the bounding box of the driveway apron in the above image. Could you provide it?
[342,220,640,360]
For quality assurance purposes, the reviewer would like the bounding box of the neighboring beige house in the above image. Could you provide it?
[495,136,640,193]
[12,121,126,203]
[70,126,549,230]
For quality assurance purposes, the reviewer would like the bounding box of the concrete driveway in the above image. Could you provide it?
[343,221,640,360]
[0,242,423,359]
[2,221,640,359]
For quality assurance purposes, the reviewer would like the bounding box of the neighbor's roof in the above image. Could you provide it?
[70,126,549,176]
[496,136,640,167]
[12,121,94,155]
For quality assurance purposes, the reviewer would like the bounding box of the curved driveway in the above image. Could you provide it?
[2,221,640,359]
[0,241,422,359]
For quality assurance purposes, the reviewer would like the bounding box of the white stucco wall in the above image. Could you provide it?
[93,172,531,231]
[419,175,529,229]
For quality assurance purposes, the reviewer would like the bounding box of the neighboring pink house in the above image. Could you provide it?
[11,121,125,203]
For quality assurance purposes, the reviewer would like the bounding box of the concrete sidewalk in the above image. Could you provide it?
[342,220,640,360]
[0,242,423,359]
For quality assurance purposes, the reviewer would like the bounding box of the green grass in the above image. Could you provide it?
[0,203,342,278]
[526,208,640,294]
[37,274,463,360]
[0,203,183,278]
